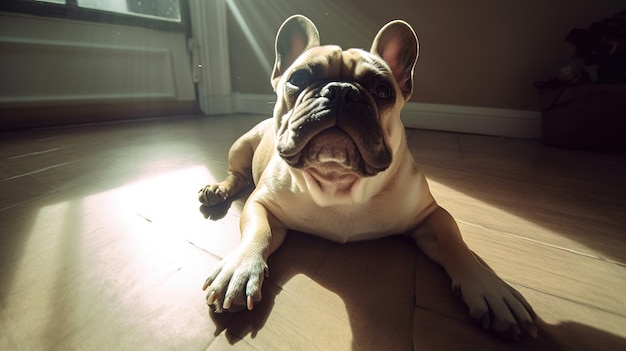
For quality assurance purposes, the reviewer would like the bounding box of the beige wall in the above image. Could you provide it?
[226,0,624,110]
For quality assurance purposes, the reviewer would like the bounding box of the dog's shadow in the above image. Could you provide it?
[201,206,626,350]
[206,231,417,349]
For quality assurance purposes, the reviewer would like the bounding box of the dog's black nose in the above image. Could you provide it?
[320,82,363,104]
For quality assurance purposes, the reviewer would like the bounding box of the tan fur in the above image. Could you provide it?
[199,15,537,339]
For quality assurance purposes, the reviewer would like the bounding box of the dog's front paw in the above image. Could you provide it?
[202,248,268,313]
[198,184,228,206]
[453,267,537,340]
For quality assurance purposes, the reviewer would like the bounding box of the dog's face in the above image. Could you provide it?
[270,16,419,202]
[275,46,395,176]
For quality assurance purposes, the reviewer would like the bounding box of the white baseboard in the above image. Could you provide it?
[401,102,541,138]
[232,93,541,139]
[232,93,275,116]
[198,94,234,115]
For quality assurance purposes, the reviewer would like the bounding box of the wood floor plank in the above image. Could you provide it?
[424,167,626,264]
[413,306,626,351]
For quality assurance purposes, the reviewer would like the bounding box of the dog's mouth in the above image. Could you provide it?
[280,124,389,177]
[296,128,363,195]
[276,87,392,177]
[303,127,358,167]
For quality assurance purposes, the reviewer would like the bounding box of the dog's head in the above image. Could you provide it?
[270,15,418,201]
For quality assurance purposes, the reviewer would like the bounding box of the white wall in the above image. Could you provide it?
[0,11,195,127]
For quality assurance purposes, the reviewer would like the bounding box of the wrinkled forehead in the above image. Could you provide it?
[290,45,393,81]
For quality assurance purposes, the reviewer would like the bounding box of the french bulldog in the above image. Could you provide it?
[199,15,537,339]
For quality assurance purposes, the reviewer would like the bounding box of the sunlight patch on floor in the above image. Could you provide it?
[2,201,71,348]
[426,178,602,257]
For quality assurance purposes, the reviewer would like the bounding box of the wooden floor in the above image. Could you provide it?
[1,114,624,351]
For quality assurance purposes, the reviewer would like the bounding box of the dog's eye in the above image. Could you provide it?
[373,83,393,99]
[287,70,310,89]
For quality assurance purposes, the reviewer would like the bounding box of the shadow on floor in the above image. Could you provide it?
[208,232,416,350]
[203,230,626,350]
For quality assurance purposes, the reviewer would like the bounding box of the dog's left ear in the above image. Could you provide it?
[271,15,320,91]
[371,21,419,101]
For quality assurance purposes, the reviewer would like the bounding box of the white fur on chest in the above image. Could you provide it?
[257,156,436,243]
[282,200,408,243]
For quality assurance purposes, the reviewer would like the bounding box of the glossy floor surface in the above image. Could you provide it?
[1,114,625,350]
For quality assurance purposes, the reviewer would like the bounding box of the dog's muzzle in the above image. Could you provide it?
[277,81,392,176]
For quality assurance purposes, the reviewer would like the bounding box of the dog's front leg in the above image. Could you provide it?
[410,206,537,339]
[203,197,286,312]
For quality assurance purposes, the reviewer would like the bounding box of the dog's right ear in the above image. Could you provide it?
[271,15,320,91]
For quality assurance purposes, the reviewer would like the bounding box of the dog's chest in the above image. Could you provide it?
[271,199,416,243]
[258,154,435,243]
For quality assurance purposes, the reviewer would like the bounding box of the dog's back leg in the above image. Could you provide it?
[198,119,271,206]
